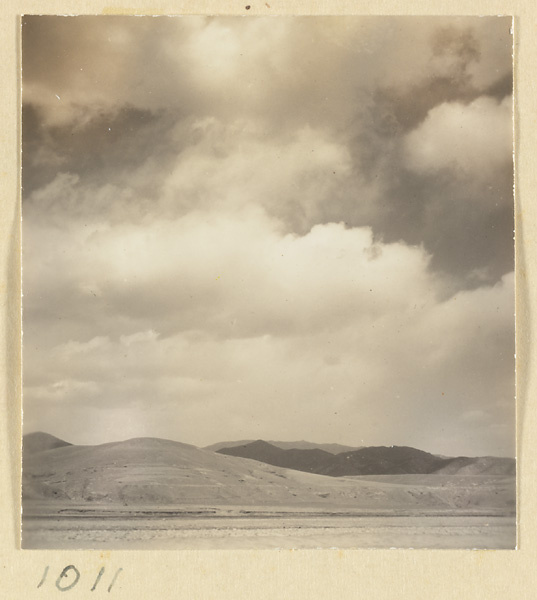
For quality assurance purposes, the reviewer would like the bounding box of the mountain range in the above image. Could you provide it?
[22,433,516,514]
[217,440,515,477]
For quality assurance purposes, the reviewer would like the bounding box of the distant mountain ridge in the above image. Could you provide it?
[217,440,515,477]
[205,439,361,454]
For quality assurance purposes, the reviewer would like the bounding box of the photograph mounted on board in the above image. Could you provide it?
[21,15,515,550]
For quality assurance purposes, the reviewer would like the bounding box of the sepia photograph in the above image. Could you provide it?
[21,15,515,550]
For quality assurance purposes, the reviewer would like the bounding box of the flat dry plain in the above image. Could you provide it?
[23,509,515,550]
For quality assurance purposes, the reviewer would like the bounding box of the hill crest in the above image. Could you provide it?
[205,439,361,454]
[23,432,72,455]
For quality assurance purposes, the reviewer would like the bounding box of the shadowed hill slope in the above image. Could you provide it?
[328,446,449,476]
[433,456,516,476]
[23,432,72,455]
[217,440,336,473]
[217,441,515,477]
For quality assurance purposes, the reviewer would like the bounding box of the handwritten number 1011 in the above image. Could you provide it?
[37,565,123,592]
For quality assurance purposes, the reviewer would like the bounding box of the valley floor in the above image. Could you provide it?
[22,507,516,550]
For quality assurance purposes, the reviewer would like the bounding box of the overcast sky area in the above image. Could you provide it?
[22,16,514,456]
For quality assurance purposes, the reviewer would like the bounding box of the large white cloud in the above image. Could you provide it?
[24,202,437,338]
[23,199,514,455]
[403,96,512,182]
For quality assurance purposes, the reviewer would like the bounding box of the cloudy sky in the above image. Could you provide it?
[22,16,514,456]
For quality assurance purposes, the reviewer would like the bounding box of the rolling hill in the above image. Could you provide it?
[22,436,515,514]
[23,431,72,455]
[22,436,353,507]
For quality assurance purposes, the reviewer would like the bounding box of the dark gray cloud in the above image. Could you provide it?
[22,15,513,287]
[23,104,174,195]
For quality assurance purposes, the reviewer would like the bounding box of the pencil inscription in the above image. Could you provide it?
[37,566,123,592]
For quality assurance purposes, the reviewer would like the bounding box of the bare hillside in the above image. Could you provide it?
[23,437,515,514]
